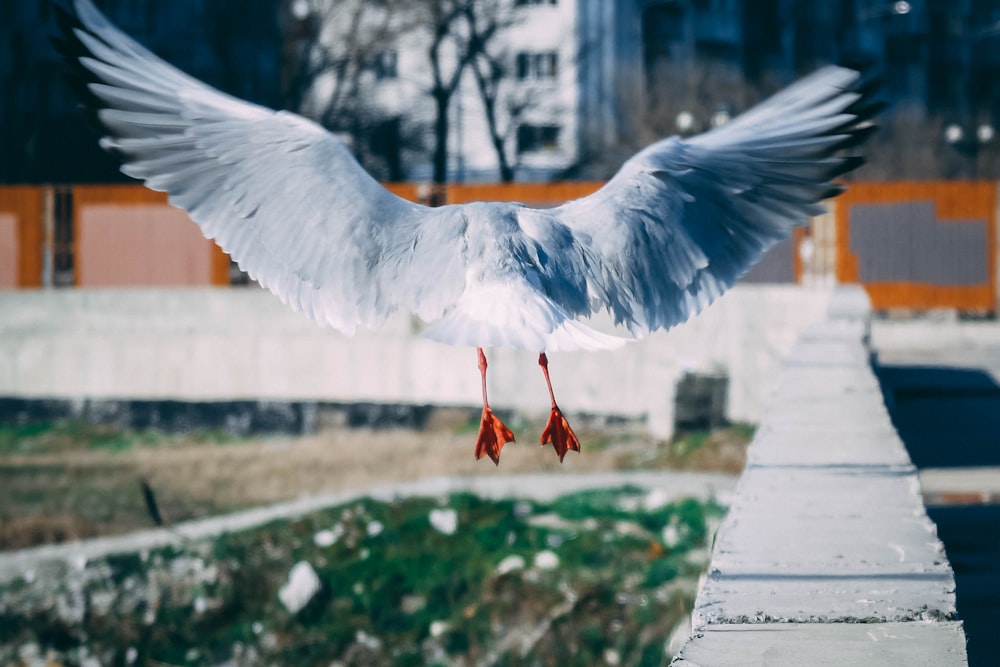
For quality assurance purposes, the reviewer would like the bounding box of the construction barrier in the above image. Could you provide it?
[836,181,998,312]
[1,182,998,313]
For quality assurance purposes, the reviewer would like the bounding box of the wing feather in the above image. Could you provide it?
[553,66,874,335]
[57,0,468,335]
[57,0,876,352]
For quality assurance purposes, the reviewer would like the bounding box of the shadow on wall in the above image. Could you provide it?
[875,364,1000,469]
[875,362,1000,667]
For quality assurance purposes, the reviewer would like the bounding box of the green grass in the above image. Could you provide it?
[0,488,724,666]
[0,420,237,456]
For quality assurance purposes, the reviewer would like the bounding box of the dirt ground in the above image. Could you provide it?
[0,417,750,550]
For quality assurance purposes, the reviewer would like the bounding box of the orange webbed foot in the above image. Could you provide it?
[475,407,515,465]
[540,405,580,463]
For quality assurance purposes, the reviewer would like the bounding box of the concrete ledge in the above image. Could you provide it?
[673,622,968,667]
[672,287,968,665]
[0,285,833,439]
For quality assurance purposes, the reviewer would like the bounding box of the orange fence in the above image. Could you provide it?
[73,185,230,287]
[0,186,45,288]
[835,182,998,311]
[2,182,998,313]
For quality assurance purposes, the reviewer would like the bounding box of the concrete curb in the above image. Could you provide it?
[670,286,969,666]
[0,470,736,585]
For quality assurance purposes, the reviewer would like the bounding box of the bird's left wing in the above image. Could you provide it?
[54,0,468,334]
[552,66,877,336]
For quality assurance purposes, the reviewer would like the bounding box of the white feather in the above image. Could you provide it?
[62,0,872,352]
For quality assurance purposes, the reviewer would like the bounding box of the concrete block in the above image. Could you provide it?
[0,285,836,439]
[672,622,968,667]
[672,286,966,663]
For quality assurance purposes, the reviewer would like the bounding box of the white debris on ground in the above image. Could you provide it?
[278,561,321,614]
[533,550,560,570]
[428,508,458,535]
[495,554,526,575]
[313,524,345,547]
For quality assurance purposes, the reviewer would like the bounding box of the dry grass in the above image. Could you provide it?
[0,418,751,550]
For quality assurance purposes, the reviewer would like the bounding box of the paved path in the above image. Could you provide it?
[0,470,736,585]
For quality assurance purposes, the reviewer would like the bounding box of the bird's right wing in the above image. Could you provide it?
[55,0,469,334]
[553,66,877,335]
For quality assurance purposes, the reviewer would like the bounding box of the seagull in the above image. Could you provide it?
[55,0,877,465]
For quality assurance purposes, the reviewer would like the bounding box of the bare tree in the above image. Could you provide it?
[463,1,523,182]
[420,0,481,189]
[572,60,774,179]
[282,0,422,179]
[282,0,568,187]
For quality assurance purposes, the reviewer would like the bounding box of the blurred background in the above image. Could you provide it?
[1,1,999,666]
[2,0,1000,184]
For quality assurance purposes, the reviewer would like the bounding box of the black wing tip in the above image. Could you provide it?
[49,0,113,142]
[826,67,881,181]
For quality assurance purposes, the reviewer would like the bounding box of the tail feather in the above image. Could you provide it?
[422,283,628,352]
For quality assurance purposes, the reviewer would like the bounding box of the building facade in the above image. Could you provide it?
[0,0,284,184]
[1,0,998,184]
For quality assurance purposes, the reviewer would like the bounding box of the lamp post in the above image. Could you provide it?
[944,122,995,179]
[857,0,910,22]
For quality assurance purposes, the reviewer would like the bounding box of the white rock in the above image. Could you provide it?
[313,525,344,547]
[534,550,560,570]
[356,629,382,650]
[496,555,526,575]
[278,561,322,614]
[429,508,458,535]
[367,520,384,537]
[643,488,670,510]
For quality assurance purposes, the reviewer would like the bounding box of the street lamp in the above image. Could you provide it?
[675,110,695,134]
[944,122,995,178]
[291,0,311,20]
[710,107,731,129]
[858,0,911,21]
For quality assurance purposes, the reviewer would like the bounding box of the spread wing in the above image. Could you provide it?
[553,66,877,335]
[55,0,468,335]
[56,0,876,350]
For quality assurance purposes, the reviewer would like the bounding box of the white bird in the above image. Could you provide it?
[56,0,877,465]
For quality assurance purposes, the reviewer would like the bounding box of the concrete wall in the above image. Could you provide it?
[0,285,833,439]
[670,287,968,665]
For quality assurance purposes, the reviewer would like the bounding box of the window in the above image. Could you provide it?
[515,52,558,80]
[50,186,74,287]
[371,50,398,80]
[515,0,557,6]
[517,124,560,153]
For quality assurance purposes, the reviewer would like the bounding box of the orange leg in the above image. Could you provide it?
[474,347,515,465]
[538,353,580,462]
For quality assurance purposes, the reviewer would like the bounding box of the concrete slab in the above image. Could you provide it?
[772,366,883,397]
[785,339,872,367]
[707,468,950,578]
[672,622,968,667]
[747,429,912,468]
[0,285,836,438]
[919,467,1000,505]
[672,287,966,664]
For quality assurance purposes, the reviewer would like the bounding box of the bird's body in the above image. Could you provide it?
[56,0,877,464]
